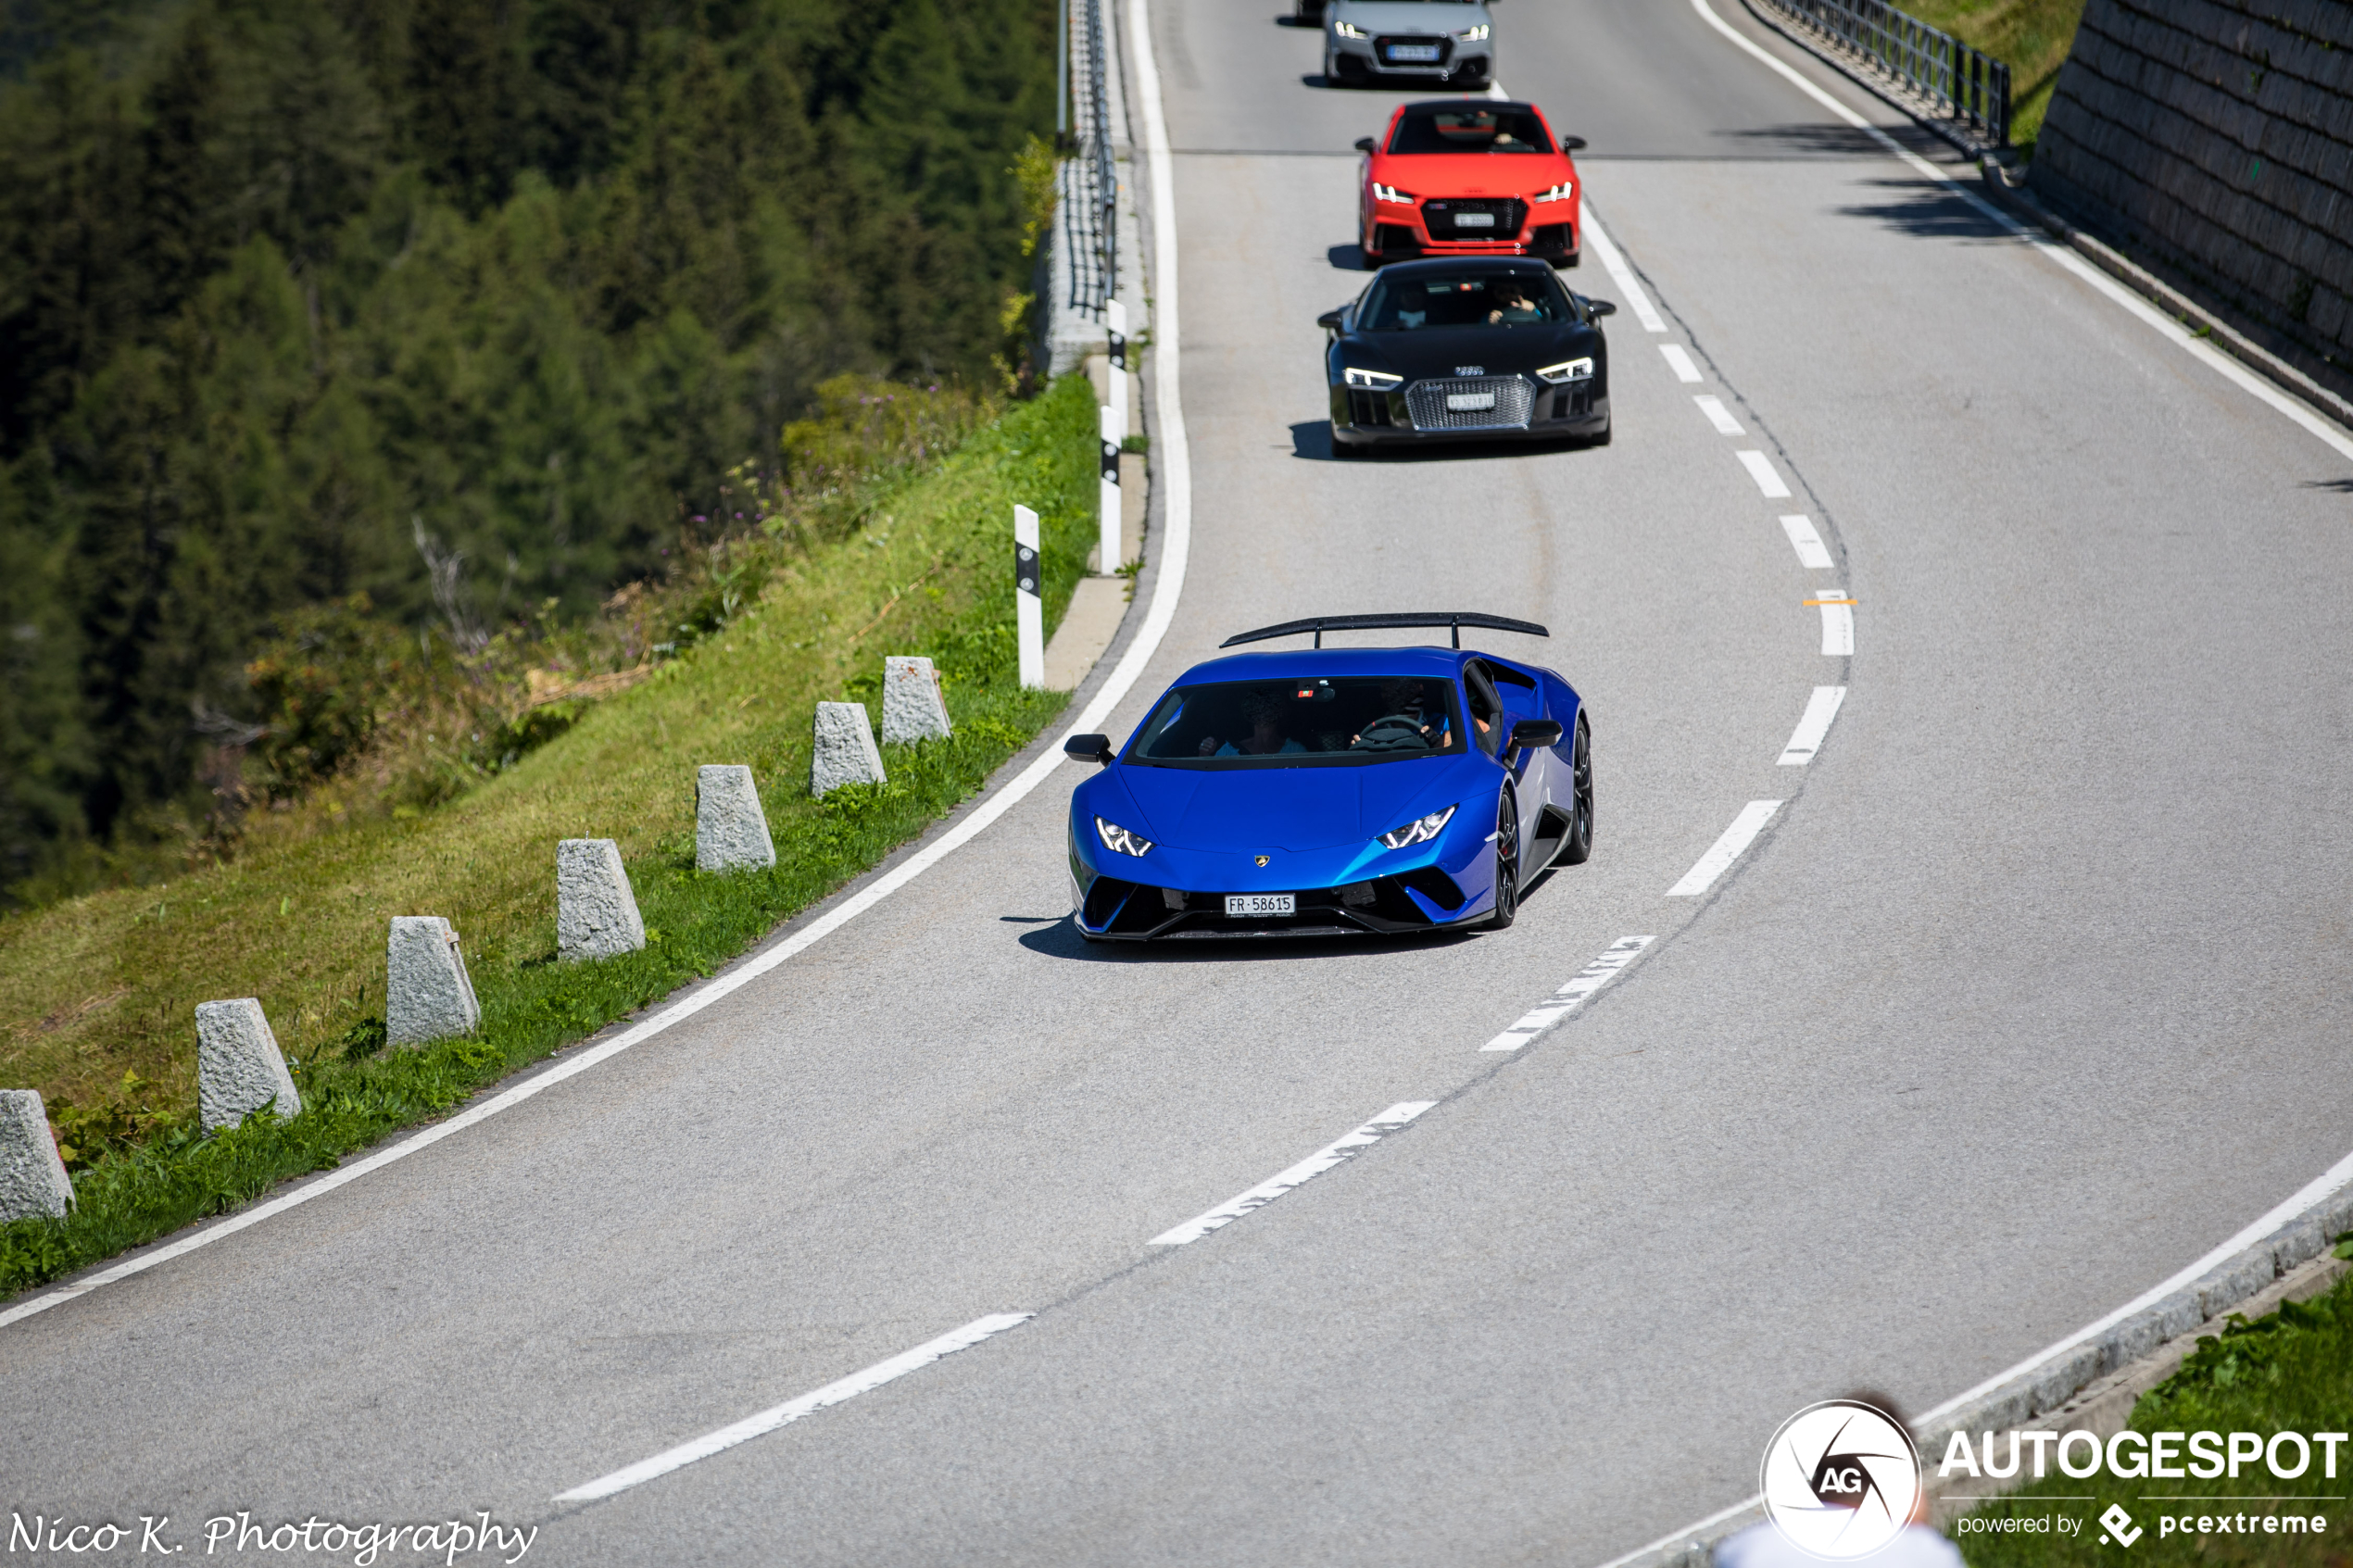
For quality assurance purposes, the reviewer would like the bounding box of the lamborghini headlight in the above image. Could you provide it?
[1454,23,1490,41]
[1378,804,1457,849]
[1094,816,1153,857]
[1372,182,1416,205]
[1534,181,1575,204]
[1343,367,1403,390]
[1536,358,1594,384]
[1333,19,1367,37]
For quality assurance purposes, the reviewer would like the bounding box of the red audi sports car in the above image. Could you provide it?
[1355,99,1586,268]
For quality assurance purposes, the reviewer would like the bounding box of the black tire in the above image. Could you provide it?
[1558,713,1593,865]
[1479,786,1520,930]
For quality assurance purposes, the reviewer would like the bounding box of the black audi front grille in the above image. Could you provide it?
[1422,198,1527,242]
[1405,375,1536,432]
[1372,33,1453,69]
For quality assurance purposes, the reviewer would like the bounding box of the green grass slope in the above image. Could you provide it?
[0,374,1104,1297]
[1898,0,2087,150]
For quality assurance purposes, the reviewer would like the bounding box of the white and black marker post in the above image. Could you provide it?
[1015,504,1044,689]
[1101,299,1127,573]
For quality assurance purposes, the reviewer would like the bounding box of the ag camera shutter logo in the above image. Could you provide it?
[1759,1400,1924,1559]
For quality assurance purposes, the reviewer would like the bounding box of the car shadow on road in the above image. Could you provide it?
[1289,420,1592,463]
[1328,243,1368,271]
[1835,179,2012,243]
[1273,12,1315,26]
[1015,913,1478,962]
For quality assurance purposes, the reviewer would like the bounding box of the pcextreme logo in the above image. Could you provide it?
[1759,1400,1924,1560]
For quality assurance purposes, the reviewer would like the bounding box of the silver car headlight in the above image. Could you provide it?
[1378,804,1457,849]
[1343,367,1403,390]
[1333,19,1367,37]
[1536,358,1594,384]
[1454,23,1490,41]
[1094,816,1153,857]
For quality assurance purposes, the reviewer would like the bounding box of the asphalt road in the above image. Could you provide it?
[8,2,2352,1563]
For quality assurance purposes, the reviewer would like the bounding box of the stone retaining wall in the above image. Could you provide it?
[2032,0,2353,400]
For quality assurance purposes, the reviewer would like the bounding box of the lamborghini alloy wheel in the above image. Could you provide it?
[1481,785,1519,930]
[1560,713,1593,865]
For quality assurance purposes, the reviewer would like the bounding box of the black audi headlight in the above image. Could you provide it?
[1343,367,1403,390]
[1536,358,1594,384]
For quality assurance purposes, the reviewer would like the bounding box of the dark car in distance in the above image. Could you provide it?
[1322,256,1614,452]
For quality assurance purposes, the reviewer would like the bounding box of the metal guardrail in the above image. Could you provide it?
[1061,0,1117,317]
[1755,0,2011,146]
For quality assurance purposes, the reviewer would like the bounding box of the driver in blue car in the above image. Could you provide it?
[1353,679,1458,751]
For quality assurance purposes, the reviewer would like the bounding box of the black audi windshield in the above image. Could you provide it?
[1358,270,1567,332]
[1387,107,1553,156]
[1128,677,1467,769]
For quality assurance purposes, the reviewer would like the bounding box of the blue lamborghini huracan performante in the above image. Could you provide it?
[1062,613,1592,941]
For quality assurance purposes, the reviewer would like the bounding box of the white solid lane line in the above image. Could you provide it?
[1579,207,1667,332]
[1810,589,1856,656]
[1687,0,2353,467]
[1779,514,1834,570]
[1667,801,1784,897]
[1736,449,1792,498]
[1150,1103,1437,1247]
[1659,344,1704,383]
[1481,935,1657,1051]
[1693,395,1744,435]
[1775,685,1847,765]
[0,0,1202,1341]
[555,1314,1034,1503]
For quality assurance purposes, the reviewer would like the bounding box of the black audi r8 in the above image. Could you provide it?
[1321,256,1614,452]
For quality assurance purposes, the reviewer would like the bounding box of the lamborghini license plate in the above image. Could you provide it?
[1387,43,1440,60]
[1447,392,1498,411]
[1226,894,1295,917]
[1452,210,1496,228]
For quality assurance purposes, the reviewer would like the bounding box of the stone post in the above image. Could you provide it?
[0,1089,73,1221]
[881,657,953,745]
[558,838,647,961]
[697,765,776,872]
[811,701,887,797]
[386,916,483,1047]
[196,998,302,1133]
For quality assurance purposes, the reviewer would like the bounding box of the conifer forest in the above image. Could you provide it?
[0,0,1056,900]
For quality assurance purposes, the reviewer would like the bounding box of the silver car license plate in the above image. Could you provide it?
[1388,43,1440,60]
[1452,210,1496,228]
[1226,894,1295,917]
[1447,392,1498,411]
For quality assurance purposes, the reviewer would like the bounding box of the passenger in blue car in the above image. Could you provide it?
[1202,694,1309,757]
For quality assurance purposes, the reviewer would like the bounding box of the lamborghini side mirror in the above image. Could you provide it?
[1508,719,1564,749]
[1317,308,1345,332]
[1064,734,1114,764]
[1354,137,1378,154]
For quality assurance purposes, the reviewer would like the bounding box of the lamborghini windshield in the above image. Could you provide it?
[1387,107,1553,156]
[1128,677,1467,769]
[1358,270,1567,332]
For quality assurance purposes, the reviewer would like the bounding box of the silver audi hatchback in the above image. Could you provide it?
[1317,0,1496,90]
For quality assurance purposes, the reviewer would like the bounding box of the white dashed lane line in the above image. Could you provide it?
[1735,449,1792,498]
[1659,344,1704,383]
[1810,589,1856,656]
[1481,935,1657,1052]
[1667,801,1784,897]
[1779,514,1834,570]
[1693,395,1744,435]
[1150,1103,1437,1247]
[555,1314,1035,1503]
[1776,686,1847,765]
[1579,207,1667,332]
